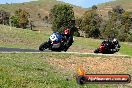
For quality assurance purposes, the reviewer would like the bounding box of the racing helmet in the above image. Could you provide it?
[50,32,58,42]
[112,38,118,44]
[64,28,70,35]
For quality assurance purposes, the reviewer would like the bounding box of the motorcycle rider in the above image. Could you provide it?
[111,38,120,52]
[101,38,120,52]
[60,27,73,51]
[101,38,111,48]
[46,20,76,51]
[61,20,77,47]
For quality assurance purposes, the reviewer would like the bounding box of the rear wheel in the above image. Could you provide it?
[62,43,70,52]
[39,42,49,51]
[94,48,100,53]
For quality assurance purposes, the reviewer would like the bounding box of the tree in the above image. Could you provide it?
[126,33,132,42]
[37,13,41,19]
[92,5,97,10]
[100,5,132,42]
[79,6,102,38]
[10,16,19,27]
[11,9,29,29]
[43,16,48,23]
[50,4,75,33]
[0,10,10,25]
[100,20,119,39]
[112,5,125,14]
[19,9,29,29]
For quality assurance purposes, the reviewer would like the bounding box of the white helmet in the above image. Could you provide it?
[113,38,117,42]
[112,38,118,44]
[50,33,57,42]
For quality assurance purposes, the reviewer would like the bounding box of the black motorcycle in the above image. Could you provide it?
[94,40,120,54]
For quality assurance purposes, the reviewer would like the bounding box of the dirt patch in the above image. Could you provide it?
[47,56,132,74]
[46,55,132,87]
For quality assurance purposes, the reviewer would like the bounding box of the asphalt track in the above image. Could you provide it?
[0,47,40,52]
[0,47,129,57]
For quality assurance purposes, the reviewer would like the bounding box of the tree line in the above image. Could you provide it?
[50,4,132,42]
[77,5,132,42]
[0,9,30,29]
[0,9,51,29]
[0,4,132,42]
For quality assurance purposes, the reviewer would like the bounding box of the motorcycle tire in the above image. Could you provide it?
[39,42,48,51]
[94,48,100,53]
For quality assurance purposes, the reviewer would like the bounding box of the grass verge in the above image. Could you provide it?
[0,25,132,56]
[0,53,118,88]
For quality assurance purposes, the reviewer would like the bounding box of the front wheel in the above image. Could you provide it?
[94,48,100,53]
[39,42,49,51]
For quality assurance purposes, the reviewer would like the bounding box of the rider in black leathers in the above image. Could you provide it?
[101,38,120,52]
[111,38,120,52]
[61,27,73,51]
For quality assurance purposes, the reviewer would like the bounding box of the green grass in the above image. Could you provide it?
[74,37,132,56]
[0,25,50,49]
[0,53,118,88]
[0,53,131,88]
[74,37,101,49]
[120,43,132,56]
[0,25,132,56]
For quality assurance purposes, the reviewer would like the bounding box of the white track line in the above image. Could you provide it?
[0,51,130,57]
